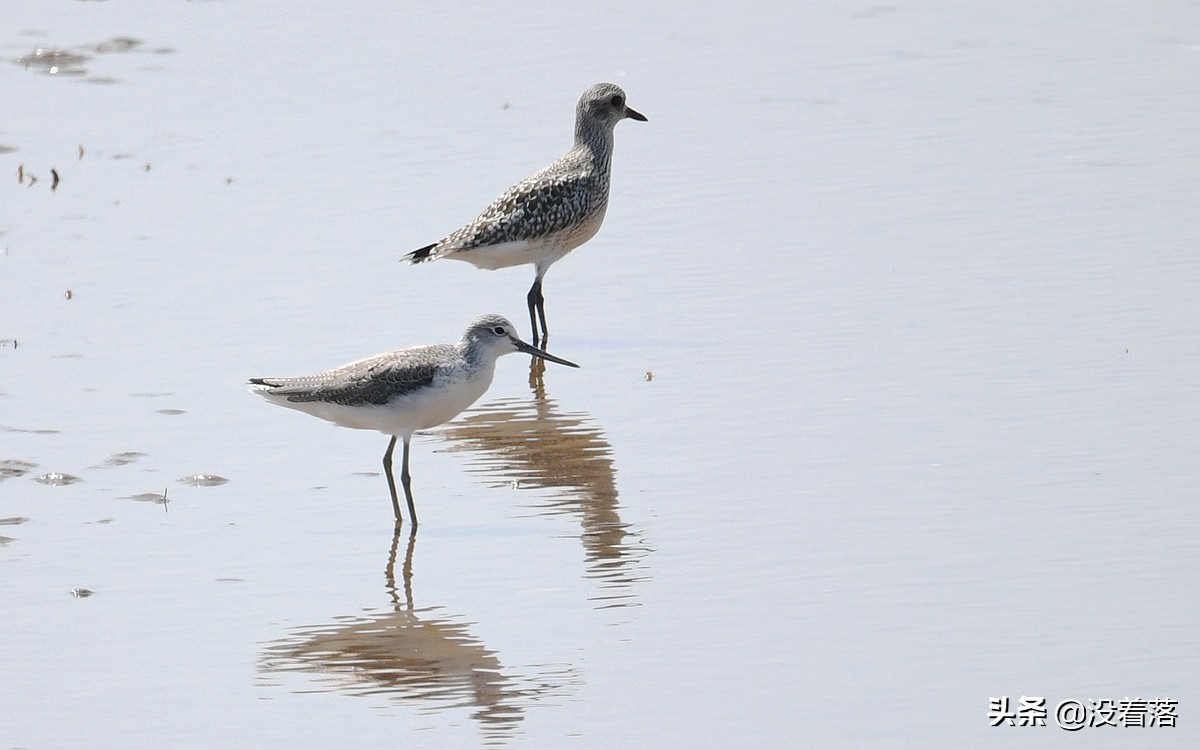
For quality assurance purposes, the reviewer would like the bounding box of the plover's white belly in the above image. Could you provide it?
[450,204,608,272]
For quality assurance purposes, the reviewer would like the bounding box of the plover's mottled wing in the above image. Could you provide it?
[250,346,455,406]
[407,160,598,262]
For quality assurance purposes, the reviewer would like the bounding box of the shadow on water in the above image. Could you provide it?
[259,530,577,745]
[436,365,651,609]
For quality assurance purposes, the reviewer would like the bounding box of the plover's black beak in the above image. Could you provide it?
[512,337,580,367]
[625,105,648,122]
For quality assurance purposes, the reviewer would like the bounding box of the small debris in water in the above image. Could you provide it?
[0,535,16,547]
[51,168,60,191]
[16,47,91,77]
[34,472,82,486]
[126,491,166,503]
[92,451,147,469]
[0,460,38,481]
[70,588,94,598]
[92,37,142,54]
[645,371,654,381]
[79,144,85,160]
[65,289,73,300]
[1,425,59,434]
[124,487,171,510]
[156,408,186,415]
[143,162,152,171]
[178,474,229,487]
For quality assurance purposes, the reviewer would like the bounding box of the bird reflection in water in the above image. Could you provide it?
[259,530,575,742]
[437,367,650,609]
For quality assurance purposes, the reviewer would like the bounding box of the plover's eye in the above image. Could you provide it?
[492,325,506,336]
[610,94,623,108]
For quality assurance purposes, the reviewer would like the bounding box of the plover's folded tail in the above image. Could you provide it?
[404,242,439,264]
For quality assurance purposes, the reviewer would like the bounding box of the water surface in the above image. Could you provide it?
[2,1,1197,748]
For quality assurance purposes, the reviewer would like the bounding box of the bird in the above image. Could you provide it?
[404,82,646,347]
[248,314,579,527]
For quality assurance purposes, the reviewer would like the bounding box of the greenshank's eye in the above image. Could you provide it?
[492,325,507,336]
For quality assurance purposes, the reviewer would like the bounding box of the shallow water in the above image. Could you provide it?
[2,2,1198,748]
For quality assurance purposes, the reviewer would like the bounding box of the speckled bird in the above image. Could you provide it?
[249,314,579,527]
[404,82,647,347]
